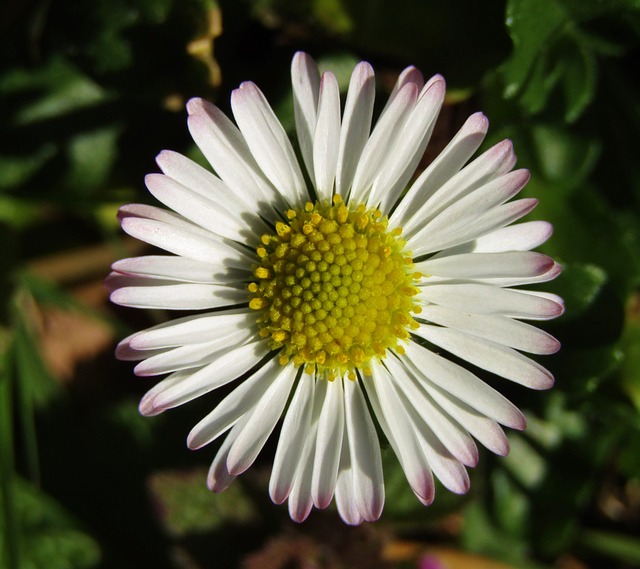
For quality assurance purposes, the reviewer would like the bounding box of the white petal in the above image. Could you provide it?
[226,362,298,475]
[385,356,478,467]
[408,413,470,495]
[512,290,566,320]
[403,342,525,429]
[287,387,324,522]
[206,414,250,493]
[417,282,564,319]
[287,439,316,523]
[144,173,268,242]
[133,328,251,376]
[269,375,315,504]
[401,139,517,237]
[350,83,418,204]
[374,75,446,213]
[481,262,563,288]
[415,324,554,389]
[335,62,375,197]
[128,310,253,350]
[187,358,282,449]
[155,150,257,218]
[407,168,530,250]
[118,203,209,234]
[291,52,320,182]
[418,304,560,354]
[105,272,196,293]
[377,359,470,494]
[116,334,165,361]
[366,364,435,504]
[186,98,282,210]
[409,198,539,257]
[313,72,341,201]
[110,281,246,310]
[105,272,172,293]
[343,378,384,521]
[311,377,344,509]
[471,220,554,252]
[379,66,424,119]
[425,386,511,456]
[146,340,270,412]
[391,112,489,228]
[231,82,307,204]
[138,369,193,416]
[427,222,558,265]
[120,216,250,267]
[334,426,363,525]
[416,251,555,280]
[112,255,247,284]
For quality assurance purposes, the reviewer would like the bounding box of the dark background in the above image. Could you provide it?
[1,1,640,567]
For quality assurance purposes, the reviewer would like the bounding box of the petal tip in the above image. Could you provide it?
[186,431,203,451]
[186,97,205,114]
[155,149,173,165]
[109,288,126,307]
[139,395,162,417]
[466,112,489,133]
[292,50,311,64]
[269,487,290,506]
[493,437,510,456]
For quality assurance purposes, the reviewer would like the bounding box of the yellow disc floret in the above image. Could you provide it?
[249,195,421,380]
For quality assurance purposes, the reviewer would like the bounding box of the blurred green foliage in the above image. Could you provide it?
[1,0,640,567]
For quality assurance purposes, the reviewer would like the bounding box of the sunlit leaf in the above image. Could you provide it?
[147,468,257,536]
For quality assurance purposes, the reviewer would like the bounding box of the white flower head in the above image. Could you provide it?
[109,52,563,525]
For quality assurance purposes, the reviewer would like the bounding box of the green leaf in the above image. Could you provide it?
[461,501,537,567]
[517,46,564,115]
[530,124,600,188]
[0,146,57,193]
[0,57,118,197]
[550,263,607,320]
[557,0,640,20]
[501,427,593,558]
[561,33,597,122]
[0,477,101,569]
[578,529,640,565]
[503,0,640,120]
[63,126,121,194]
[147,468,257,536]
[528,179,640,296]
[11,293,60,410]
[620,294,640,411]
[502,434,547,489]
[616,415,640,477]
[554,344,624,396]
[503,0,568,99]
[0,330,20,569]
[491,468,530,536]
[312,0,354,34]
[0,58,109,127]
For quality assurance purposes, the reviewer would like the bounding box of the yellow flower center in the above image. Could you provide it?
[249,195,421,380]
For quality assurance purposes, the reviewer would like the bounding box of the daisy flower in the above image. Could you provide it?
[109,52,563,525]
